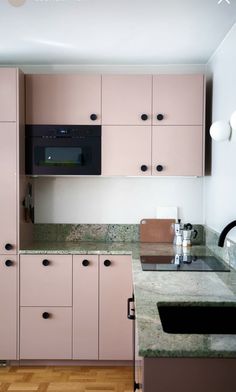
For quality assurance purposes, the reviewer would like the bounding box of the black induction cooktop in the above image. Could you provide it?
[140,255,230,272]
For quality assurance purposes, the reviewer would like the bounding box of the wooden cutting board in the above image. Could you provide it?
[140,219,175,243]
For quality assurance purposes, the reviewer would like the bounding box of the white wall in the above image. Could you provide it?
[205,23,236,241]
[30,64,205,225]
[35,177,204,224]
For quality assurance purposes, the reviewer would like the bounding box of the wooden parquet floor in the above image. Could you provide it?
[0,366,133,392]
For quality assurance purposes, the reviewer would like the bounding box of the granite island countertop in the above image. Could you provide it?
[20,241,236,358]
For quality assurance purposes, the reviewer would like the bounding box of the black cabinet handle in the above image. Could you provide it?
[134,382,141,391]
[127,297,135,320]
[82,259,90,267]
[42,312,50,319]
[104,259,111,267]
[140,165,148,172]
[141,114,148,121]
[42,259,50,266]
[5,243,13,251]
[156,165,163,172]
[5,260,13,267]
[90,114,97,121]
[157,114,164,121]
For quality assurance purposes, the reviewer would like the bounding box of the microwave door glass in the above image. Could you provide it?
[35,147,84,167]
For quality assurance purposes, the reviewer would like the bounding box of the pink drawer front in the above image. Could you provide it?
[20,307,72,359]
[20,255,72,306]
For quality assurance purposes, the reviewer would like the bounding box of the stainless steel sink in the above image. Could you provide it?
[157,303,236,334]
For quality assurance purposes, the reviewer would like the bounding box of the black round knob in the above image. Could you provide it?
[141,114,148,121]
[82,259,90,267]
[157,114,164,121]
[5,260,13,267]
[104,259,111,267]
[42,312,50,319]
[141,165,148,172]
[156,165,163,172]
[90,113,97,121]
[5,243,13,251]
[42,259,50,266]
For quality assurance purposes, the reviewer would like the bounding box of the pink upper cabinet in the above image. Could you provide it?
[102,75,152,125]
[0,68,17,122]
[153,74,204,126]
[26,74,101,125]
[152,126,203,176]
[102,125,151,176]
[0,123,17,254]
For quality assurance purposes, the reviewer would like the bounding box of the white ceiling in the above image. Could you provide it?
[0,0,236,65]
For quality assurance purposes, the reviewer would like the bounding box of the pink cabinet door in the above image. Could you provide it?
[0,68,17,122]
[20,255,72,306]
[152,126,203,176]
[26,74,101,125]
[73,255,98,360]
[0,123,17,254]
[102,75,152,125]
[153,75,204,125]
[20,307,72,359]
[102,126,151,176]
[99,255,133,360]
[0,256,17,360]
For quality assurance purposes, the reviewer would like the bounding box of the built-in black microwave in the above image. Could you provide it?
[25,124,101,175]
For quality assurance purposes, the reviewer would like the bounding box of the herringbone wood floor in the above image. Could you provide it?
[0,366,133,392]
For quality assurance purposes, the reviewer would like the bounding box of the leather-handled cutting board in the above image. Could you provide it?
[140,219,175,243]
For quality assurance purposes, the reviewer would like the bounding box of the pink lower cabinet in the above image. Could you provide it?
[102,126,151,176]
[73,255,99,360]
[20,254,72,360]
[152,126,203,176]
[20,255,72,306]
[99,255,133,360]
[0,256,17,360]
[20,307,72,359]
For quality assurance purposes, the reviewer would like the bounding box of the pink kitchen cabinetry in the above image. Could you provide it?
[99,255,133,360]
[102,126,151,176]
[152,125,203,176]
[0,256,18,360]
[0,123,17,254]
[0,68,17,122]
[20,255,72,306]
[73,255,99,360]
[152,74,204,126]
[19,254,72,360]
[26,74,101,125]
[20,307,72,360]
[102,75,152,125]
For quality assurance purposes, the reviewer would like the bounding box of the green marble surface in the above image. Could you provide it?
[20,241,236,358]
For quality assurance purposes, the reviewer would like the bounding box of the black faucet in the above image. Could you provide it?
[218,220,236,247]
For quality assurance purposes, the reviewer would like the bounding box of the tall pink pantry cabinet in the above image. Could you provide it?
[0,68,25,360]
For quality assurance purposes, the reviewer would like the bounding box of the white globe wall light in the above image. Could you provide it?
[209,121,231,142]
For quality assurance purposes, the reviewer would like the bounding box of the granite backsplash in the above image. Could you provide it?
[33,223,204,244]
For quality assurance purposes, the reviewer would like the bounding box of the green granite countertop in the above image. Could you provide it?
[20,242,236,358]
